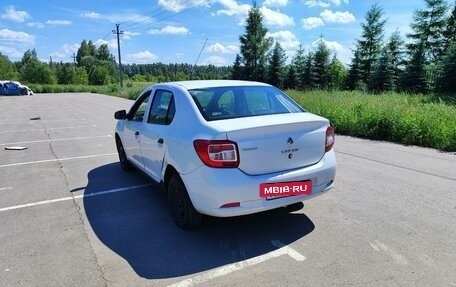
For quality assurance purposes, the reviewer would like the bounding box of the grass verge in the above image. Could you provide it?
[28,82,152,100]
[287,90,456,152]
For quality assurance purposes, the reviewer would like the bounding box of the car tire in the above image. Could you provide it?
[20,88,28,95]
[168,173,203,229]
[115,136,134,171]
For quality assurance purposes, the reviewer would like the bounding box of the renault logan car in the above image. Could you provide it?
[114,80,336,229]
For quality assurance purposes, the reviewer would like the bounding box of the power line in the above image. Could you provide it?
[123,0,211,33]
[121,0,196,30]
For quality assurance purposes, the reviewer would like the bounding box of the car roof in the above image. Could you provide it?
[160,80,271,90]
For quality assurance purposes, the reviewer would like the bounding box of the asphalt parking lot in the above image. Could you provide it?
[1,93,455,287]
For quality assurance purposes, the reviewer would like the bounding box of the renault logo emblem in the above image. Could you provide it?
[287,137,294,146]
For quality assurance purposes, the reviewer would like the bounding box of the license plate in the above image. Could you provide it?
[259,181,312,198]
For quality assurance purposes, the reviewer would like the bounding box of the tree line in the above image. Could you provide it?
[0,0,454,97]
[233,0,456,96]
[0,39,231,86]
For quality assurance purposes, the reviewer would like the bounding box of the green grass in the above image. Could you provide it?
[287,90,456,152]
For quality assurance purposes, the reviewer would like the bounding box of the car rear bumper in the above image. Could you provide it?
[181,150,336,217]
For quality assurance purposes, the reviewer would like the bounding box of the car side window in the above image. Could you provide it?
[148,90,175,125]
[128,90,151,122]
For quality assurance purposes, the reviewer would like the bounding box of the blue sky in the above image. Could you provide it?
[0,0,426,66]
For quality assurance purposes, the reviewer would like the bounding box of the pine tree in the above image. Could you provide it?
[403,42,428,93]
[357,3,387,84]
[292,45,306,89]
[267,42,287,88]
[284,64,298,90]
[407,0,449,62]
[346,47,362,90]
[387,31,405,91]
[312,38,331,90]
[239,3,273,82]
[302,51,315,90]
[435,41,456,93]
[444,0,456,50]
[368,47,393,93]
[231,54,244,80]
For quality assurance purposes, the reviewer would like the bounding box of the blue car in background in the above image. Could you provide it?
[0,81,33,96]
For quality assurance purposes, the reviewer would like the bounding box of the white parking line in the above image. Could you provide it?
[0,118,87,125]
[0,153,117,168]
[167,240,306,287]
[0,184,153,212]
[0,125,97,133]
[0,187,13,192]
[0,135,113,146]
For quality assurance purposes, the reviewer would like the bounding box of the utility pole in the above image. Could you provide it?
[113,24,124,87]
[72,53,77,64]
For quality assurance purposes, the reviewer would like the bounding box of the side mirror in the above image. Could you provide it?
[114,110,127,120]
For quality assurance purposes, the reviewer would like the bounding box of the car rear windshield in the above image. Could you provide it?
[189,86,305,121]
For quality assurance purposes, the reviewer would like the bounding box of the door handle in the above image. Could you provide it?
[135,131,140,136]
[157,138,164,144]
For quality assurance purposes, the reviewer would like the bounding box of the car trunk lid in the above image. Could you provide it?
[209,113,329,175]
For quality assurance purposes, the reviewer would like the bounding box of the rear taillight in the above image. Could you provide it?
[193,140,239,168]
[325,126,335,152]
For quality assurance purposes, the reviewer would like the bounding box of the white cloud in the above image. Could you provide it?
[1,6,30,23]
[27,22,45,29]
[49,43,80,62]
[304,0,348,8]
[302,17,324,30]
[158,0,209,12]
[260,7,294,27]
[80,12,100,19]
[267,30,300,52]
[207,42,239,54]
[0,28,35,44]
[46,20,72,26]
[148,25,190,35]
[214,0,251,17]
[123,31,141,40]
[320,9,355,24]
[263,0,289,7]
[304,1,330,8]
[0,45,24,59]
[201,55,228,66]
[61,43,80,54]
[95,38,118,49]
[0,29,35,61]
[125,51,158,64]
[330,0,349,6]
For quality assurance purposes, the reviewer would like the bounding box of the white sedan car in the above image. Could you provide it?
[114,80,336,229]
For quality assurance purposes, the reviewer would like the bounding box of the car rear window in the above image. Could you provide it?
[189,86,304,121]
